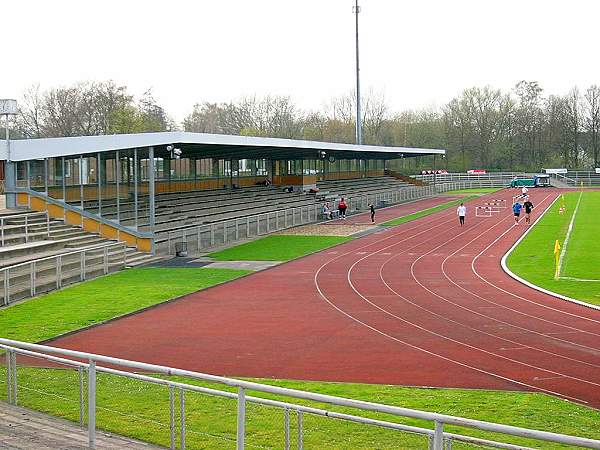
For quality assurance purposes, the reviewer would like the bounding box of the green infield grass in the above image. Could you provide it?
[0,368,598,450]
[507,191,600,305]
[381,195,479,226]
[0,267,250,343]
[208,235,352,261]
[443,187,503,195]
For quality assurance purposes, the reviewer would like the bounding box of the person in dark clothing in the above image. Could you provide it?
[369,203,375,223]
[523,199,534,225]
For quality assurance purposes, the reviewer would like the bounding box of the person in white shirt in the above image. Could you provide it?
[457,203,467,226]
[521,186,529,198]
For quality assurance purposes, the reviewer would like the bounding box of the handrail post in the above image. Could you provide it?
[25,214,28,243]
[46,211,50,237]
[180,388,186,450]
[4,268,9,305]
[5,350,12,404]
[30,261,36,297]
[10,351,17,405]
[433,420,444,450]
[78,366,85,426]
[56,256,62,289]
[88,359,96,449]
[237,386,246,450]
[103,247,108,274]
[284,407,290,450]
[169,385,175,450]
[297,410,303,450]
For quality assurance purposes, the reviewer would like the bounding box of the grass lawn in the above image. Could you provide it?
[0,267,250,343]
[381,195,479,226]
[1,368,598,450]
[507,191,600,305]
[443,187,503,195]
[208,235,352,261]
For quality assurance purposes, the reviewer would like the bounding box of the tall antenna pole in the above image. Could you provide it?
[354,0,362,145]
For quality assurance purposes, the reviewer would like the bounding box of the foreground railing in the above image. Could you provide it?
[0,211,50,247]
[1,339,598,449]
[1,242,128,306]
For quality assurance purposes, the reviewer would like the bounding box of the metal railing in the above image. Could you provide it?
[413,172,531,185]
[1,242,128,306]
[1,339,599,449]
[0,211,50,247]
[161,184,444,255]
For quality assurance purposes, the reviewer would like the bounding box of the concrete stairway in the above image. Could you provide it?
[0,210,162,305]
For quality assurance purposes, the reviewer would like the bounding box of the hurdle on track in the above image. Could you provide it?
[476,205,504,217]
[482,199,507,208]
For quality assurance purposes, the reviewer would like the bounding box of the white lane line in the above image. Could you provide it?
[437,196,600,349]
[477,194,600,318]
[557,190,583,278]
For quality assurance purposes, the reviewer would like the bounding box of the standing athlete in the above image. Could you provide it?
[457,202,466,226]
[369,203,375,223]
[512,200,523,225]
[523,198,534,225]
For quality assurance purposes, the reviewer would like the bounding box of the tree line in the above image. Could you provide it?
[13,80,600,171]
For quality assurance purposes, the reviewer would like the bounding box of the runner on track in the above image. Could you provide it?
[523,198,534,225]
[512,200,523,225]
[457,202,466,227]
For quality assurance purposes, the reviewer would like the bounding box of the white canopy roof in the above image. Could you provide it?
[0,131,445,161]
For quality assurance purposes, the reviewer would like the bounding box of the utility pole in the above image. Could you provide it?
[353,0,363,145]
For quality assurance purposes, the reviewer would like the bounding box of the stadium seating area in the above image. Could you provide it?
[0,210,159,304]
[316,176,412,199]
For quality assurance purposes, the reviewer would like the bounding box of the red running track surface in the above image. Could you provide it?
[47,188,600,408]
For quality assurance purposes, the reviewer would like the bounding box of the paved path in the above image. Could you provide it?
[0,403,163,450]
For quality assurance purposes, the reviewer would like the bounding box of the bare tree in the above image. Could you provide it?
[584,85,600,168]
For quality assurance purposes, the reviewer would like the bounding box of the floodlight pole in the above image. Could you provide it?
[354,0,363,145]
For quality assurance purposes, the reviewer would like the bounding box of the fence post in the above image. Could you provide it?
[237,387,246,450]
[103,247,108,274]
[433,420,444,450]
[210,224,215,247]
[284,408,290,450]
[6,351,12,404]
[30,261,36,297]
[179,388,186,450]
[235,219,239,240]
[25,215,29,243]
[78,366,85,427]
[246,217,250,237]
[223,221,227,244]
[4,269,9,305]
[1,218,4,246]
[169,385,175,450]
[10,351,17,405]
[88,359,97,449]
[56,256,62,289]
[197,228,201,252]
[297,411,303,450]
[47,211,50,237]
[81,252,86,281]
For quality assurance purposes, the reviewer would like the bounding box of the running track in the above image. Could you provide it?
[48,188,600,408]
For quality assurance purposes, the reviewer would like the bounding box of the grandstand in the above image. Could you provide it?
[0,132,444,294]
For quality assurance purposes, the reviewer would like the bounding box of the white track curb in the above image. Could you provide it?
[500,194,600,312]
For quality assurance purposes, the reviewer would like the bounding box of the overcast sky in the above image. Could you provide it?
[4,0,600,122]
